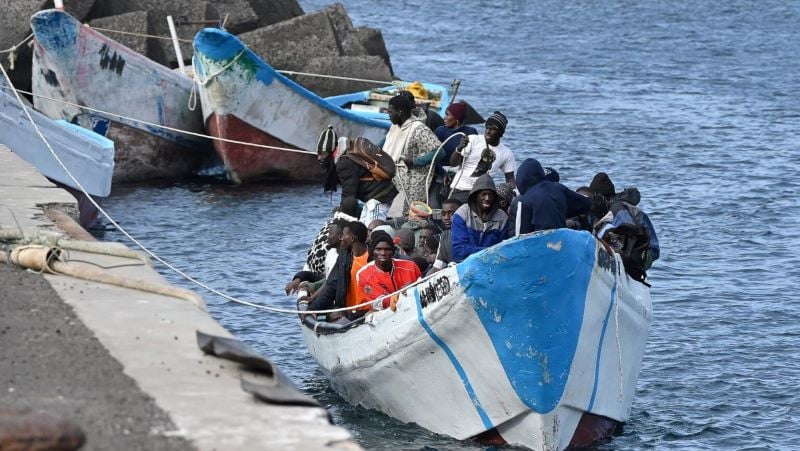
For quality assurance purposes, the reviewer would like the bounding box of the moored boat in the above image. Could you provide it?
[30,9,212,183]
[0,76,114,226]
[299,228,652,450]
[325,81,451,122]
[193,28,450,184]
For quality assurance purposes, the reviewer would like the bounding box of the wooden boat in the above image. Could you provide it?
[1,76,114,226]
[299,229,652,450]
[193,28,448,184]
[325,81,451,122]
[30,9,212,182]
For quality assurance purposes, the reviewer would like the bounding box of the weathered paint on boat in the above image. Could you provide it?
[30,9,212,181]
[301,229,652,450]
[0,77,114,198]
[192,27,391,184]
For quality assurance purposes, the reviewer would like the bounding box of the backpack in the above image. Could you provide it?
[344,137,396,181]
[606,197,653,282]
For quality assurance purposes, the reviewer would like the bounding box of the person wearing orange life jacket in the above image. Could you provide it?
[357,231,421,310]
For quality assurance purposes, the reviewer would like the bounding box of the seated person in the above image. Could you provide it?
[430,198,462,272]
[451,174,512,263]
[357,231,422,310]
[303,221,370,321]
[509,158,592,234]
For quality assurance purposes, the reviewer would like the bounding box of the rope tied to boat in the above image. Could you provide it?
[192,49,247,87]
[0,33,34,71]
[0,85,317,155]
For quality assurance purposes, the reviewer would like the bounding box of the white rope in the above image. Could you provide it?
[277,70,395,85]
[0,33,33,54]
[0,64,387,315]
[424,132,465,205]
[192,49,246,86]
[0,85,316,155]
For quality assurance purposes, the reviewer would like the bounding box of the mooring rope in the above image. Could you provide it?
[0,33,34,71]
[0,64,394,315]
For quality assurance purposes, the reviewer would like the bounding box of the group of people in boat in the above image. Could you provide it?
[288,91,660,323]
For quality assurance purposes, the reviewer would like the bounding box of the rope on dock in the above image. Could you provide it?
[0,64,395,316]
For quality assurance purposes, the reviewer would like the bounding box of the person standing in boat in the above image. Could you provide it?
[302,221,370,321]
[509,158,592,235]
[449,111,517,204]
[383,94,442,215]
[357,231,422,310]
[451,174,512,263]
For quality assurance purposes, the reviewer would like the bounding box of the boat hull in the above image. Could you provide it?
[302,229,652,450]
[193,28,390,184]
[0,79,114,198]
[30,9,211,182]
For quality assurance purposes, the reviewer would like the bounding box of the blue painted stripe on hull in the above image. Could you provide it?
[414,289,494,430]
[587,272,618,411]
[456,230,597,414]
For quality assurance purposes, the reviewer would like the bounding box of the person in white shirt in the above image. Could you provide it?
[448,111,517,203]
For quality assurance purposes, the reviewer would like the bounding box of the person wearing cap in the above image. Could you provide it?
[383,94,442,215]
[509,158,592,234]
[357,231,422,310]
[449,111,517,204]
[451,174,512,263]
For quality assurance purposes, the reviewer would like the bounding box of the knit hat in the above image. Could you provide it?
[446,102,467,122]
[372,224,396,237]
[495,182,515,210]
[588,172,615,197]
[369,230,395,254]
[543,167,560,183]
[485,111,508,134]
[316,125,337,155]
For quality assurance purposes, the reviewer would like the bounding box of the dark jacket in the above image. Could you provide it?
[510,158,592,234]
[451,174,511,262]
[308,249,352,312]
[335,156,397,204]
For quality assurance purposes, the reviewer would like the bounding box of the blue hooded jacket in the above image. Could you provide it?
[509,158,592,234]
[451,174,511,262]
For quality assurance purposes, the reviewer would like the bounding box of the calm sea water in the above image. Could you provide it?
[95,1,800,449]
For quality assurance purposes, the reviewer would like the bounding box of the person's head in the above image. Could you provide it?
[342,220,368,249]
[418,225,437,250]
[388,94,414,126]
[588,172,616,200]
[543,167,560,183]
[423,235,439,263]
[495,183,515,213]
[316,125,337,168]
[440,198,462,230]
[368,219,386,232]
[484,111,507,146]
[394,229,416,254]
[327,218,348,249]
[468,174,499,218]
[443,101,467,128]
[515,158,546,195]
[369,230,396,270]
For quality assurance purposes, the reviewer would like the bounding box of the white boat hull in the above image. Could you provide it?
[302,229,652,450]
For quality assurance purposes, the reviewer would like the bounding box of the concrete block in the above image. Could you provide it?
[239,9,339,71]
[295,55,393,97]
[355,26,393,74]
[0,0,41,93]
[88,10,150,56]
[324,2,365,56]
[61,0,97,20]
[248,0,304,28]
[198,0,259,34]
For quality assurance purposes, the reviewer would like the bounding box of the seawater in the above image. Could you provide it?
[96,1,800,449]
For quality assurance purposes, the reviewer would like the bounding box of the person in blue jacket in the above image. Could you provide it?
[451,174,512,262]
[509,158,592,234]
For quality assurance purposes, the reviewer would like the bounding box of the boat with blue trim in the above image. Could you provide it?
[299,228,652,450]
[192,27,450,184]
[30,9,212,182]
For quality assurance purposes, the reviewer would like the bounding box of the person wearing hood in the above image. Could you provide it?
[509,158,592,234]
[451,174,512,262]
[384,94,442,215]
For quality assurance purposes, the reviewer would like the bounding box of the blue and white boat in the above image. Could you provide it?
[31,9,212,182]
[300,229,652,450]
[192,27,450,184]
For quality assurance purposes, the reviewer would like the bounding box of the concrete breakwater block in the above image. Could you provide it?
[297,55,394,97]
[88,10,151,56]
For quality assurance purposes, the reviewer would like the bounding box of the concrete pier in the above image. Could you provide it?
[0,145,359,450]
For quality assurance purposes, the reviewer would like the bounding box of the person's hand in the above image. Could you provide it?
[284,278,301,295]
[401,154,415,168]
[456,135,470,152]
[297,296,310,322]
